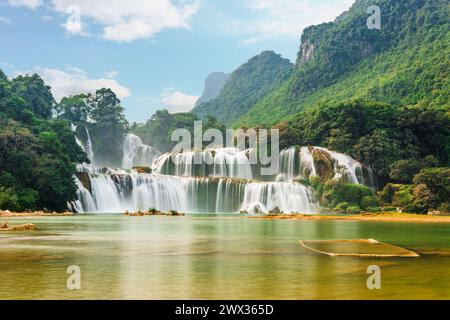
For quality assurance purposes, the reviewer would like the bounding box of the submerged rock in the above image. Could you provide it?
[268,207,282,214]
[0,223,37,232]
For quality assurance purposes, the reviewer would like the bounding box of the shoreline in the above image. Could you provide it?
[251,212,450,223]
[0,211,73,218]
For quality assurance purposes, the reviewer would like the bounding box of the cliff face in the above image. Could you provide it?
[194,72,229,108]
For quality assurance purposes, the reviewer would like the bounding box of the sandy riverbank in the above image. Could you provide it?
[0,211,73,217]
[252,212,450,223]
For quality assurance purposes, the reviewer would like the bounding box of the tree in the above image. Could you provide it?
[413,168,450,206]
[10,74,55,119]
[56,94,91,124]
[353,129,403,178]
[88,88,128,166]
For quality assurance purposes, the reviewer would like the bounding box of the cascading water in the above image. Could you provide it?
[122,134,159,169]
[240,182,315,214]
[71,172,315,214]
[84,127,94,164]
[153,147,253,179]
[71,124,86,153]
[71,143,375,215]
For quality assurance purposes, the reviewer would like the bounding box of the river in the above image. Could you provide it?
[1,214,449,299]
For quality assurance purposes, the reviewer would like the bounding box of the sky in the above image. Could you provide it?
[0,0,354,122]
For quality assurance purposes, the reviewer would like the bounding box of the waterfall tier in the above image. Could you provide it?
[152,147,253,179]
[70,172,315,214]
[122,134,159,169]
[71,143,376,215]
[152,146,374,187]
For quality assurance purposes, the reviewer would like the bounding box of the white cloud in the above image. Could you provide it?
[7,0,200,41]
[162,88,199,113]
[241,0,354,43]
[7,0,42,10]
[0,17,12,24]
[104,70,119,79]
[8,0,200,42]
[14,66,131,101]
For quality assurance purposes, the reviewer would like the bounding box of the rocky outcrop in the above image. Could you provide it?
[75,172,91,192]
[123,209,185,217]
[298,39,315,66]
[132,166,152,174]
[311,148,334,181]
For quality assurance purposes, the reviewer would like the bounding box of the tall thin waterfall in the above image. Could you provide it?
[122,134,159,169]
[71,124,85,152]
[84,127,94,164]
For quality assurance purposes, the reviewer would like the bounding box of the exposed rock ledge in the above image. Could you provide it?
[123,209,185,217]
[0,210,73,217]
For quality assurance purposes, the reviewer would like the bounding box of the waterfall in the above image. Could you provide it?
[316,147,363,184]
[71,172,315,214]
[299,147,317,179]
[71,144,376,215]
[240,182,315,214]
[152,147,253,179]
[277,147,298,182]
[84,127,94,164]
[122,134,159,169]
[71,124,85,152]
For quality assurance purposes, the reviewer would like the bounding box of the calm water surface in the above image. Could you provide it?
[1,214,450,299]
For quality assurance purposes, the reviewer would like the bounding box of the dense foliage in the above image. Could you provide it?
[0,72,88,211]
[193,51,293,126]
[57,89,129,167]
[277,101,450,179]
[131,110,225,153]
[237,0,449,126]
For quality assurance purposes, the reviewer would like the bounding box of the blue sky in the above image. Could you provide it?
[0,0,354,122]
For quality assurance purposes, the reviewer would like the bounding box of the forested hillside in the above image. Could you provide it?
[0,71,88,211]
[237,0,449,126]
[192,50,293,126]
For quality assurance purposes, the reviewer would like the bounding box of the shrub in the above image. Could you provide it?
[380,183,398,203]
[335,202,349,211]
[393,185,414,206]
[382,206,397,212]
[0,187,19,211]
[346,205,361,214]
[361,196,380,209]
[321,181,373,208]
[366,207,382,213]
[389,159,422,183]
[437,203,450,214]
[403,203,426,214]
[413,168,450,206]
[412,184,437,212]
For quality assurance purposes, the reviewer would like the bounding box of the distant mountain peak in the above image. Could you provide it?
[194,72,229,108]
[192,51,293,125]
